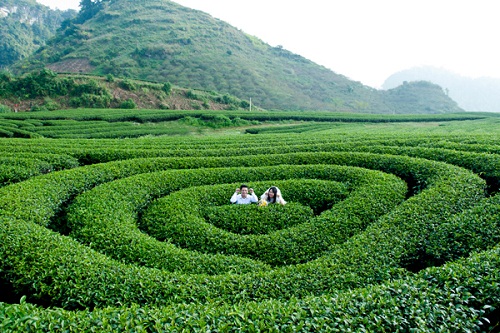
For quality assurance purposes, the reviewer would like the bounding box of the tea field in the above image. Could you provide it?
[1,109,500,332]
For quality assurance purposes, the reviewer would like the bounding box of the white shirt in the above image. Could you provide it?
[230,192,258,204]
[260,187,287,205]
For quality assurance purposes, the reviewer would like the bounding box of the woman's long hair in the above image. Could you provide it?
[267,186,278,203]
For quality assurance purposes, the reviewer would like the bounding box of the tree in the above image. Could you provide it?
[162,82,172,95]
[77,0,109,23]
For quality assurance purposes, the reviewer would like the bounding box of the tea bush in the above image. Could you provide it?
[0,114,499,332]
[203,203,314,235]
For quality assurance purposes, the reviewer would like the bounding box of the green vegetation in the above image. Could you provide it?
[0,104,11,113]
[0,110,500,331]
[0,69,252,112]
[0,1,498,331]
[0,108,488,138]
[8,0,462,113]
[0,0,76,67]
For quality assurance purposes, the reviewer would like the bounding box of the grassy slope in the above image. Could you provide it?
[11,0,463,114]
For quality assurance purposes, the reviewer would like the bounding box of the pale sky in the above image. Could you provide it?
[36,0,500,88]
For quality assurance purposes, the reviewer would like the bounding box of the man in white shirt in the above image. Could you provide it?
[230,184,258,204]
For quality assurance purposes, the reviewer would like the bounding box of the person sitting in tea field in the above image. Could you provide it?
[230,184,258,204]
[260,186,286,206]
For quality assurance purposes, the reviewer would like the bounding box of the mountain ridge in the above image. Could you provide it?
[383,66,500,112]
[7,0,462,114]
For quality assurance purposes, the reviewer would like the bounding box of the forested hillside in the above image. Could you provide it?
[8,0,463,114]
[0,0,76,68]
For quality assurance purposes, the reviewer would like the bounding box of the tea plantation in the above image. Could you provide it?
[0,109,499,332]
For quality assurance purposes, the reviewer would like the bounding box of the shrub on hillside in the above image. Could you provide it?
[119,98,136,109]
[0,104,12,113]
[105,74,115,82]
[70,79,109,96]
[162,82,172,95]
[69,94,111,108]
[118,79,137,91]
[42,97,61,111]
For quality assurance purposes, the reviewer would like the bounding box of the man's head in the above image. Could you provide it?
[240,184,249,198]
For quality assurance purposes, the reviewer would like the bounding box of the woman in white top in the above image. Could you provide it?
[260,186,286,205]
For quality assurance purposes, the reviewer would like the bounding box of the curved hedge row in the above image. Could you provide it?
[0,153,78,187]
[2,244,498,331]
[140,167,404,265]
[69,166,403,267]
[68,179,347,272]
[0,158,53,187]
[0,152,486,309]
[1,122,500,331]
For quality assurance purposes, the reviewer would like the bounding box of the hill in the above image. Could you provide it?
[9,0,462,114]
[383,66,500,112]
[0,0,77,68]
[0,69,254,112]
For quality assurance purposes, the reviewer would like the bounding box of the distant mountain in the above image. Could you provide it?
[383,66,500,112]
[0,0,77,68]
[9,0,462,114]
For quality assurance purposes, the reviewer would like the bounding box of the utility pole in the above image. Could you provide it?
[249,98,252,111]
